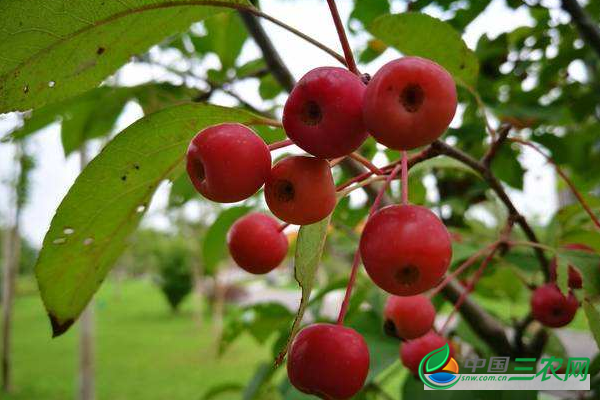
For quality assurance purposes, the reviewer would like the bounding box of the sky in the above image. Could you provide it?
[0,0,569,246]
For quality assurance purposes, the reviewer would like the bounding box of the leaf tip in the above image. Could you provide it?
[49,313,74,337]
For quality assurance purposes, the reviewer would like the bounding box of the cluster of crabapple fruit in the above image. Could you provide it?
[186,56,459,398]
[530,243,597,328]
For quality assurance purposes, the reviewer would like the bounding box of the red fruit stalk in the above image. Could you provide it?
[336,164,402,325]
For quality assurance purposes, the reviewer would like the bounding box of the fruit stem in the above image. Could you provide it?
[325,0,360,75]
[336,176,386,198]
[510,137,600,230]
[336,164,402,325]
[401,151,408,205]
[329,156,346,168]
[336,248,362,325]
[268,138,293,151]
[349,152,383,175]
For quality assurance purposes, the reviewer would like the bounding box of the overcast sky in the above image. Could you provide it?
[0,0,571,246]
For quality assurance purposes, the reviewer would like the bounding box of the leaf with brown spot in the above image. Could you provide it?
[0,0,252,112]
[35,103,272,336]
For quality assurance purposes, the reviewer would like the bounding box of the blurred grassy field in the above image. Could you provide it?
[5,277,269,400]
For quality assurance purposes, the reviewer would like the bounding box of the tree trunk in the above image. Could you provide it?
[78,146,95,400]
[1,148,22,393]
[1,223,20,393]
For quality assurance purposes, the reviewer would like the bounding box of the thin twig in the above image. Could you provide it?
[268,138,293,151]
[249,8,347,67]
[325,0,359,75]
[349,152,383,175]
[511,138,600,230]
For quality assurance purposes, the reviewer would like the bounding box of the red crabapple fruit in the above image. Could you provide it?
[227,213,288,274]
[549,243,598,289]
[186,123,271,203]
[265,156,336,225]
[359,205,452,296]
[400,332,454,376]
[283,67,368,159]
[363,56,457,150]
[531,283,578,328]
[287,323,370,399]
[384,295,435,340]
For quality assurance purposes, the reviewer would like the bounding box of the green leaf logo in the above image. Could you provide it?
[425,343,450,373]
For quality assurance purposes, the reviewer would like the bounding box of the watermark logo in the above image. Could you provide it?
[419,350,590,391]
[418,344,459,389]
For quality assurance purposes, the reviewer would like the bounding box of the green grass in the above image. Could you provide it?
[6,277,269,400]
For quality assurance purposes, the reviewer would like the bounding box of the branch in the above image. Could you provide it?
[430,140,550,278]
[561,0,600,59]
[482,124,511,167]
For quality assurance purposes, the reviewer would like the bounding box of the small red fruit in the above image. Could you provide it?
[549,243,597,289]
[287,323,370,399]
[384,295,435,339]
[363,56,457,150]
[227,213,288,274]
[400,332,454,376]
[531,283,578,328]
[283,67,368,158]
[359,205,452,296]
[186,123,271,203]
[265,156,336,225]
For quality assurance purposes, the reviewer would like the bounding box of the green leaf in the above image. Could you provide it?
[0,0,251,112]
[34,103,269,336]
[202,206,252,275]
[258,75,282,100]
[583,300,600,350]
[425,344,450,373]
[350,0,389,29]
[490,145,525,189]
[275,215,331,364]
[5,83,199,146]
[368,12,479,87]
